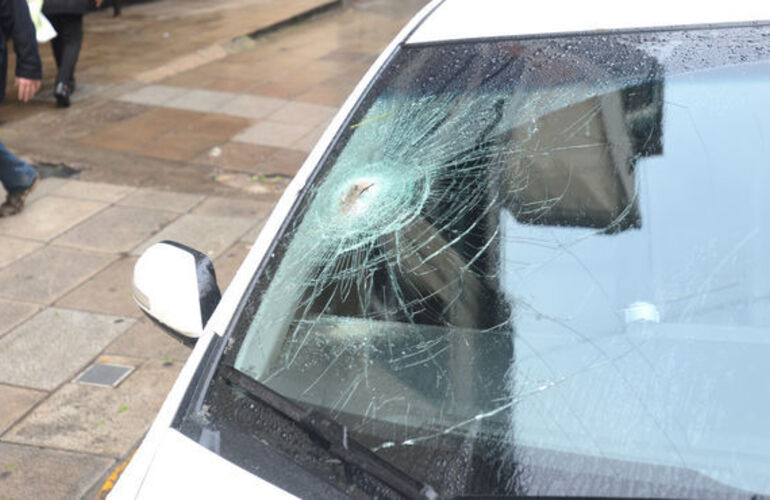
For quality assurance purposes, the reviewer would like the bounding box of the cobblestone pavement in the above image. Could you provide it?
[0,0,427,498]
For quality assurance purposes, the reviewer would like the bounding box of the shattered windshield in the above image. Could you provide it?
[226,25,770,498]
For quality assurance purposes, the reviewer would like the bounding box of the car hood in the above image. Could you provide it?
[109,428,297,499]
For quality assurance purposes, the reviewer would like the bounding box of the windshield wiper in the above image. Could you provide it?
[220,364,439,500]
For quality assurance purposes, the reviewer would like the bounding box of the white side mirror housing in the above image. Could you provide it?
[133,241,221,344]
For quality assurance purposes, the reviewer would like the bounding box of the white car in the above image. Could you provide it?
[112,1,770,498]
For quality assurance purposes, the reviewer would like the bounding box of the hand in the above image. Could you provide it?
[15,77,41,102]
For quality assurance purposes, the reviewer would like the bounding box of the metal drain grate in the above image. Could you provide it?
[76,362,134,388]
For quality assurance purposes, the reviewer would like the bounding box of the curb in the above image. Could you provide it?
[246,0,342,40]
[134,0,343,84]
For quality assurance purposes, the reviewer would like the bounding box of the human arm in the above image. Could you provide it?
[1,0,42,100]
[15,77,39,102]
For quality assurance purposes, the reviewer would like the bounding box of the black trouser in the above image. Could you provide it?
[48,14,83,87]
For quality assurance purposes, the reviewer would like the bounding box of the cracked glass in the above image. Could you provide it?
[225,25,770,498]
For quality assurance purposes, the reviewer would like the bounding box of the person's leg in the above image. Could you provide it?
[51,14,83,106]
[49,15,64,70]
[0,140,38,216]
[54,14,83,86]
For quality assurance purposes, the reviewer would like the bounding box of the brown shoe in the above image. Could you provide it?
[0,175,38,217]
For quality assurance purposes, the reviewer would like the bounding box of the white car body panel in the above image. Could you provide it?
[407,0,770,44]
[137,429,296,500]
[107,330,220,499]
[112,0,770,497]
[133,429,297,499]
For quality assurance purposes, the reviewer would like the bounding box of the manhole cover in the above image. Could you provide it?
[76,362,134,388]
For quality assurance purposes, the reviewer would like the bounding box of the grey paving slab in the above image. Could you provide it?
[5,357,182,457]
[0,442,114,500]
[0,246,115,304]
[25,177,69,204]
[192,196,274,220]
[240,219,269,244]
[0,235,41,269]
[131,213,254,259]
[104,318,192,363]
[53,205,178,253]
[165,88,236,113]
[52,180,137,203]
[218,94,288,120]
[213,172,283,196]
[267,100,338,127]
[117,188,205,213]
[116,84,189,106]
[56,257,140,318]
[0,299,39,338]
[0,308,133,390]
[0,384,46,434]
[213,241,252,291]
[293,122,327,152]
[0,196,109,242]
[232,119,316,149]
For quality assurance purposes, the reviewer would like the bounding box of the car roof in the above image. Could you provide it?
[407,0,770,44]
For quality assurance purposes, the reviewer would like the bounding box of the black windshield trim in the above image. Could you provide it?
[221,364,439,500]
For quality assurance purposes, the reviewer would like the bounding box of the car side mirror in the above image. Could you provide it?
[132,241,221,346]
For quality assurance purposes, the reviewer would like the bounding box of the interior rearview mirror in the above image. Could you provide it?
[132,241,221,346]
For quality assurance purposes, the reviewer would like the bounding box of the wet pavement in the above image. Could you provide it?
[0,0,427,498]
[2,0,427,193]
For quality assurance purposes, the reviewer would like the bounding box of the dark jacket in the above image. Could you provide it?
[42,0,90,15]
[0,0,42,103]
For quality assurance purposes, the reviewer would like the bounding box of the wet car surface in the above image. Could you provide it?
[115,1,770,498]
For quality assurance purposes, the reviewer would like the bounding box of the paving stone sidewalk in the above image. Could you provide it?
[0,0,428,498]
[2,0,426,193]
[0,178,269,499]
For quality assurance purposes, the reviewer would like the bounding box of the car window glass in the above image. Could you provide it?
[226,26,770,498]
